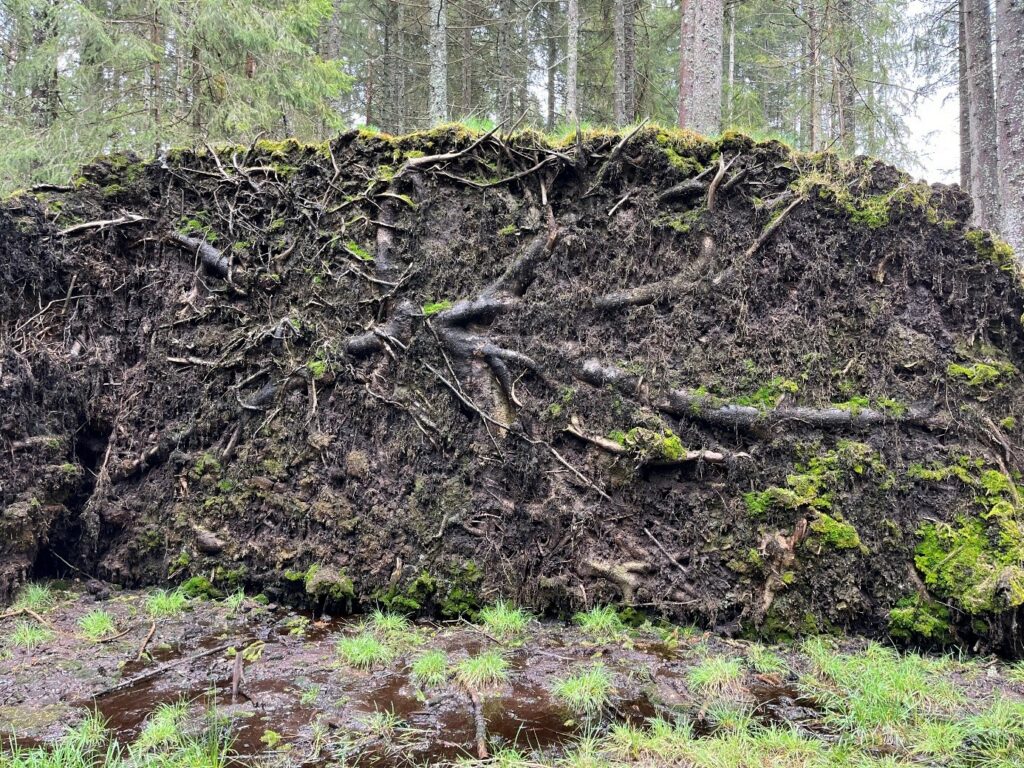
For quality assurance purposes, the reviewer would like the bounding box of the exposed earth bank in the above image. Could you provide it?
[2,125,1024,654]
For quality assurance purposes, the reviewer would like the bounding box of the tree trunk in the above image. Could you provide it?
[726,0,735,125]
[566,0,579,125]
[428,0,448,125]
[835,0,856,153]
[959,0,972,193]
[808,0,820,150]
[677,0,724,135]
[964,0,1000,230]
[624,0,637,121]
[613,0,626,125]
[546,2,557,129]
[995,0,1024,253]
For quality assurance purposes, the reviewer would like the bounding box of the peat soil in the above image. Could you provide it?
[3,126,1024,654]
[2,584,1024,766]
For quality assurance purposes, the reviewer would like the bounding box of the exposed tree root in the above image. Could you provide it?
[166,232,231,277]
[578,359,940,432]
[585,558,649,604]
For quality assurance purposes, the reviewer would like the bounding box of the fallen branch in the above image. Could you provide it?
[136,620,156,661]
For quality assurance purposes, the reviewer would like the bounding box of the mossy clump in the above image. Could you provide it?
[913,465,1024,614]
[807,512,867,553]
[735,378,799,409]
[304,564,354,604]
[793,169,938,229]
[191,452,222,478]
[422,300,453,316]
[179,576,224,600]
[438,562,483,619]
[608,426,686,463]
[965,229,1017,271]
[888,595,953,643]
[947,360,1017,388]
[377,571,438,614]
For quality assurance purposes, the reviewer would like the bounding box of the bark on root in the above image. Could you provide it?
[579,359,939,432]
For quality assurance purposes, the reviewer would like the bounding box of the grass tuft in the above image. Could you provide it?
[478,600,532,640]
[573,605,626,640]
[411,649,448,687]
[6,619,54,649]
[456,650,509,689]
[78,609,117,640]
[745,644,788,674]
[146,588,189,617]
[13,583,55,613]
[687,656,745,694]
[335,631,394,669]
[552,663,614,716]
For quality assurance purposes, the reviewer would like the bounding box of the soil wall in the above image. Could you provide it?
[3,126,1024,653]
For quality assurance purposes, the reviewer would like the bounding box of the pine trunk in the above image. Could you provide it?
[614,0,626,125]
[677,0,723,135]
[566,0,579,124]
[428,0,448,125]
[959,0,972,193]
[964,0,1000,230]
[995,0,1024,253]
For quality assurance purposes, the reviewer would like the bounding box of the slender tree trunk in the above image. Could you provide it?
[835,0,856,153]
[808,0,820,150]
[546,2,557,129]
[462,22,472,116]
[624,0,637,121]
[613,0,626,125]
[496,0,516,126]
[964,0,1000,229]
[995,0,1024,252]
[677,0,724,135]
[428,0,448,124]
[726,0,735,124]
[959,0,972,193]
[566,0,579,125]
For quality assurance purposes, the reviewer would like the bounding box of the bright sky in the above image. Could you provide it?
[907,82,960,184]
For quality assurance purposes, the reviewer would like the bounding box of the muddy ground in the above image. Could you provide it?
[3,125,1024,655]
[2,583,1024,766]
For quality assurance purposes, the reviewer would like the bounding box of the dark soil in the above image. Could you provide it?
[2,126,1024,653]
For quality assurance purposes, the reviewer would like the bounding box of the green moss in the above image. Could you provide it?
[191,452,222,478]
[807,512,866,552]
[877,397,907,417]
[735,378,799,409]
[498,224,517,236]
[834,395,870,415]
[915,517,1024,613]
[1000,416,1017,431]
[422,300,453,316]
[965,229,1017,271]
[378,571,438,613]
[304,564,354,603]
[439,562,483,619]
[179,576,224,600]
[947,360,1017,387]
[888,595,952,643]
[791,170,938,229]
[610,426,686,462]
[345,240,374,261]
[307,358,328,379]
